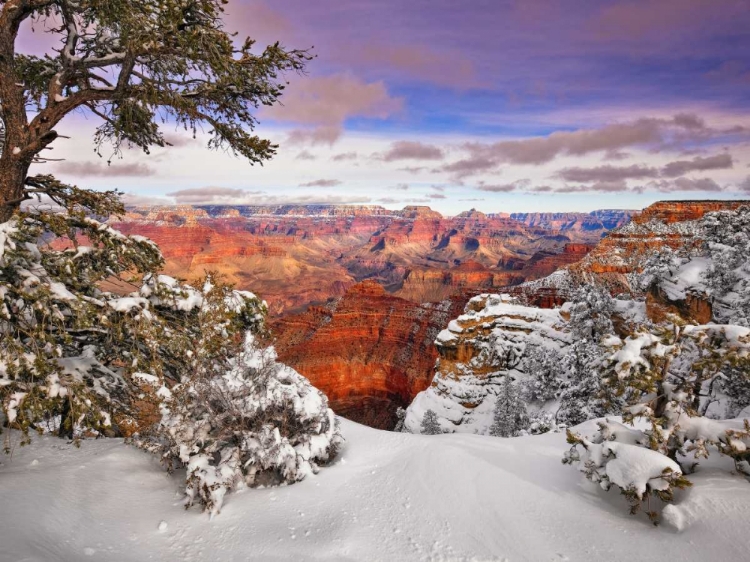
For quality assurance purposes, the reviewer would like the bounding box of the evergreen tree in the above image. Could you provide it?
[420,409,442,435]
[723,364,750,418]
[0,2,345,514]
[393,406,407,433]
[568,284,615,341]
[489,377,528,438]
[521,343,563,403]
[0,0,312,444]
[0,0,310,221]
[556,339,613,426]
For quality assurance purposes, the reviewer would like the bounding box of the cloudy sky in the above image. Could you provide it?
[22,0,750,213]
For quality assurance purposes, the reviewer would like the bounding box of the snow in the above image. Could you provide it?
[108,296,149,313]
[2,419,750,561]
[132,372,159,385]
[608,333,665,377]
[602,441,682,497]
[0,220,18,265]
[660,257,711,301]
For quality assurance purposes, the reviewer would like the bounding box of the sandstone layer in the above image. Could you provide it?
[270,281,468,429]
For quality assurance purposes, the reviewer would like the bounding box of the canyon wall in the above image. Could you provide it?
[270,281,467,429]
[404,200,750,434]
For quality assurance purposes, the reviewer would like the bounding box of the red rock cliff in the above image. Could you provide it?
[271,281,468,429]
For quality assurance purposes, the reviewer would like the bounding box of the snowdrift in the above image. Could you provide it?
[1,419,749,561]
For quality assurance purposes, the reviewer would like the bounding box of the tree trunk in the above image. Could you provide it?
[0,156,29,222]
[0,8,32,224]
[58,396,74,440]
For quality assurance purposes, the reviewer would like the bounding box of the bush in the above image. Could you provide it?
[563,421,692,524]
[140,334,342,517]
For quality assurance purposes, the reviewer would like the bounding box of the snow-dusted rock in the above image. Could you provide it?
[404,294,569,434]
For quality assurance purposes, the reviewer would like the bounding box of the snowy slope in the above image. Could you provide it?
[1,419,749,562]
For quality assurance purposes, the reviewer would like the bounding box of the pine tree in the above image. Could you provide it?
[723,364,750,418]
[393,406,407,432]
[420,409,442,435]
[489,377,528,437]
[568,285,614,341]
[521,343,563,403]
[556,339,614,426]
[0,0,310,221]
[0,2,345,514]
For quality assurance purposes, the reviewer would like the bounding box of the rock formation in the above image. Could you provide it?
[403,294,570,434]
[111,204,628,314]
[517,200,750,300]
[270,281,467,429]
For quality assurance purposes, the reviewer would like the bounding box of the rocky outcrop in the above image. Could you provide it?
[632,200,748,224]
[516,243,594,281]
[270,281,467,429]
[646,285,712,325]
[403,294,570,434]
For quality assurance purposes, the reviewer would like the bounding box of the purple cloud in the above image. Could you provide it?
[331,151,358,161]
[55,161,156,177]
[556,164,658,183]
[296,150,317,161]
[299,179,343,187]
[377,141,445,161]
[660,153,733,178]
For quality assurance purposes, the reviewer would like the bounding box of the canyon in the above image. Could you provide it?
[111,203,637,428]
[404,199,750,434]
[112,205,634,314]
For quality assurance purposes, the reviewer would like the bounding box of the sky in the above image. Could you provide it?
[20,0,750,214]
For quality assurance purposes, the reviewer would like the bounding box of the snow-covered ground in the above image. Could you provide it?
[1,419,749,562]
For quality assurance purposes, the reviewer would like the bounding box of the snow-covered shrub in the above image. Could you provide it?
[635,246,681,293]
[0,177,271,449]
[602,325,750,462]
[717,419,750,479]
[420,409,443,435]
[565,322,750,520]
[563,420,692,524]
[489,377,528,437]
[527,410,559,435]
[143,334,342,517]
